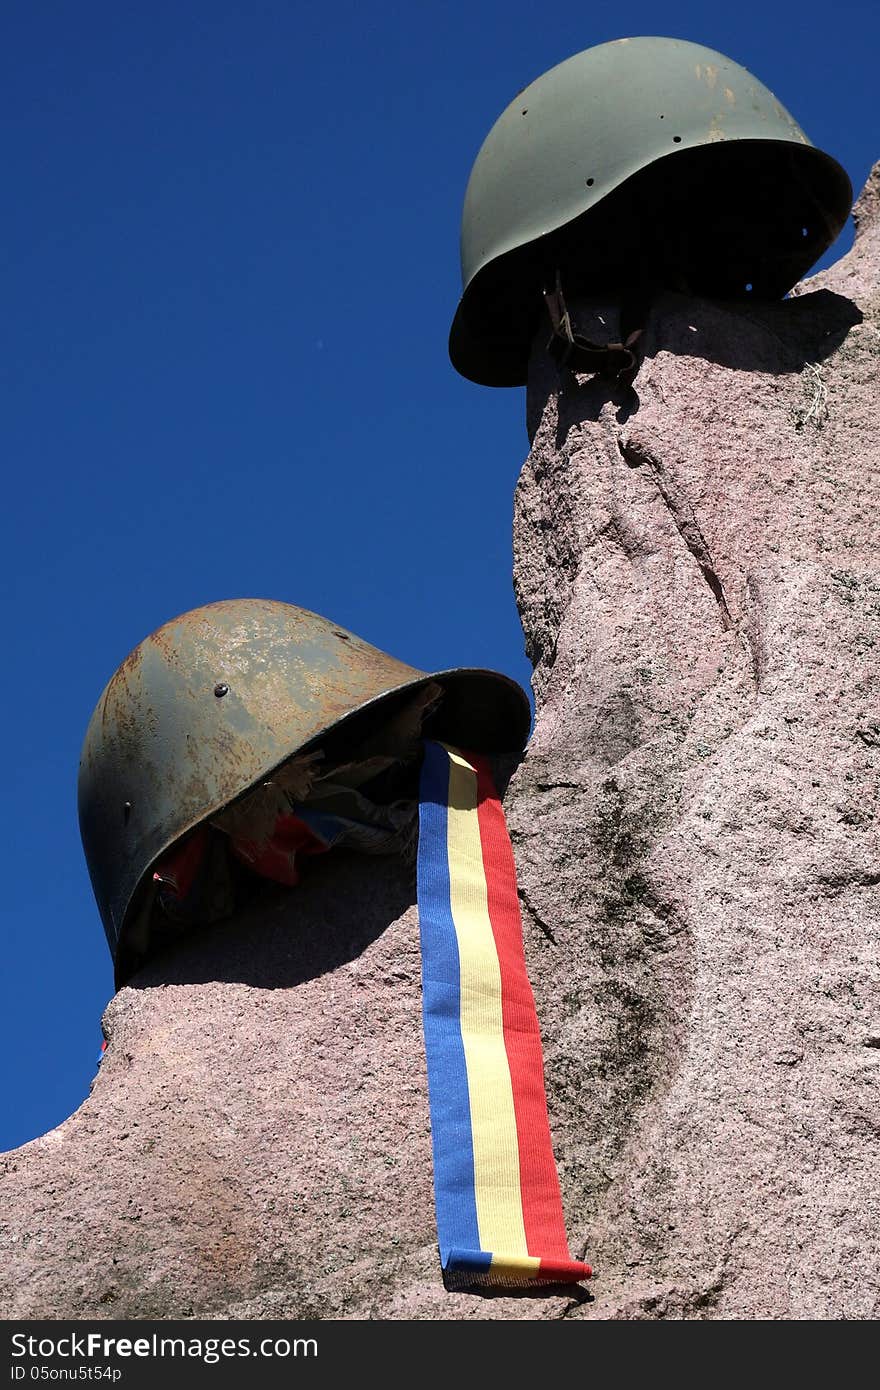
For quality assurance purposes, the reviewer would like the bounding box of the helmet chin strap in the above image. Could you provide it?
[543,270,645,387]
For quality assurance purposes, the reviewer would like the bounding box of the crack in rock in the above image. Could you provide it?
[618,433,734,630]
[518,886,558,944]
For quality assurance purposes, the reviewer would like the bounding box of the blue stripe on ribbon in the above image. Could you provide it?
[417,741,481,1266]
[445,1248,494,1274]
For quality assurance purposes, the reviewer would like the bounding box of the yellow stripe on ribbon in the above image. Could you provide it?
[490,1254,542,1278]
[445,746,528,1257]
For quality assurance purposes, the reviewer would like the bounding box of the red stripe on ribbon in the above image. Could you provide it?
[470,752,573,1262]
[539,1256,594,1281]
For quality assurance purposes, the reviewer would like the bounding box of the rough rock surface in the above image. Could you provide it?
[2,165,878,1321]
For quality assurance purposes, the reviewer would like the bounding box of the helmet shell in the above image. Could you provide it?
[78,599,531,982]
[450,36,853,385]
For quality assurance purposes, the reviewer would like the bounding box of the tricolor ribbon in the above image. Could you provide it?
[417,741,591,1287]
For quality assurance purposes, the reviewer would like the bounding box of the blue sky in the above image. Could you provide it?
[2,0,875,1151]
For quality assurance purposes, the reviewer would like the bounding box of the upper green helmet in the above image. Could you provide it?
[449,36,853,386]
[78,599,531,984]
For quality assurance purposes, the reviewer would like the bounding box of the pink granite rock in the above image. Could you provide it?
[2,164,878,1321]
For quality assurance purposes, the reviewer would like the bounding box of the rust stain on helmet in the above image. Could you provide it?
[79,598,531,984]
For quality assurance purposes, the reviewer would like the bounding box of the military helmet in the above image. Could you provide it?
[449,36,853,386]
[79,599,531,984]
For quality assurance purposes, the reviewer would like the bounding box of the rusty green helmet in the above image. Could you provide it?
[78,599,531,983]
[449,36,853,386]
